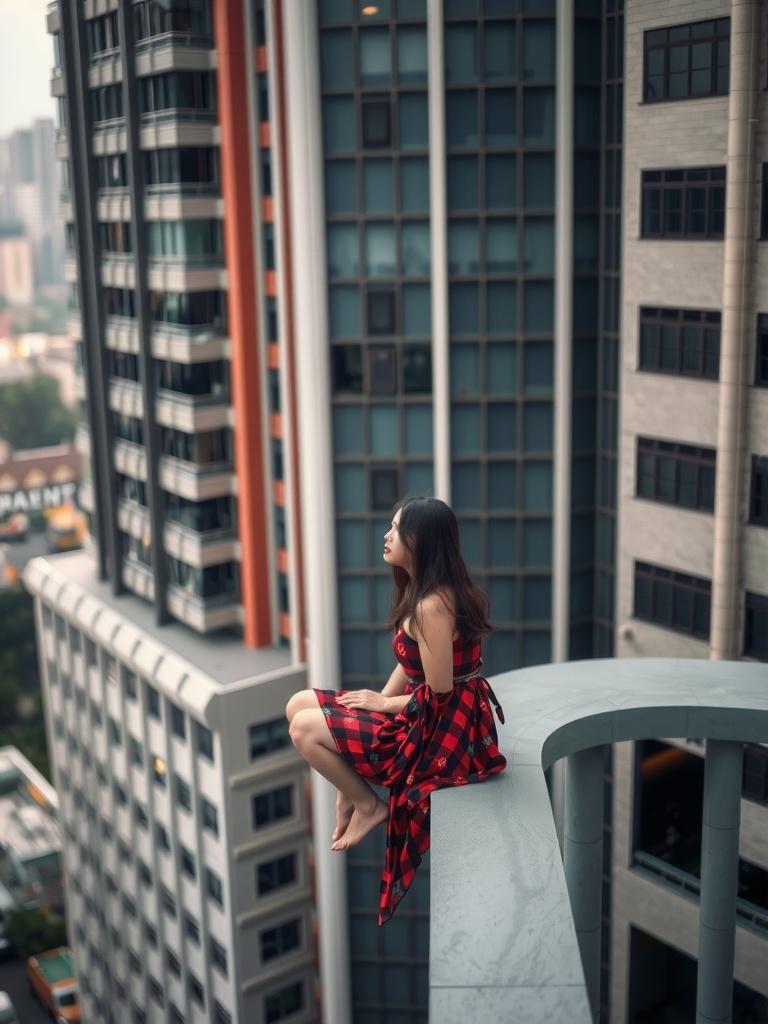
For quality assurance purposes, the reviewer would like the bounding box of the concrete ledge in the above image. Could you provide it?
[429,657,768,1023]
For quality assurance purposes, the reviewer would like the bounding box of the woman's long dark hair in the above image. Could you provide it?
[388,495,493,648]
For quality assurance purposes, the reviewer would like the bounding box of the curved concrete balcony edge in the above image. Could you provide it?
[429,657,768,1023]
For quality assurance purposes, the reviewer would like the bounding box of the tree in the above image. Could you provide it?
[4,907,68,960]
[0,373,78,449]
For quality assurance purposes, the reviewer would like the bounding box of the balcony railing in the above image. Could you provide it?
[428,657,768,1024]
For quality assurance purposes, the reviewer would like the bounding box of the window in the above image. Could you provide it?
[201,796,219,836]
[749,455,768,526]
[252,784,293,828]
[636,437,716,511]
[122,669,138,700]
[641,167,725,239]
[155,822,171,851]
[264,981,304,1023]
[166,948,181,978]
[152,755,167,788]
[196,721,214,761]
[134,802,150,831]
[129,736,144,767]
[638,306,720,380]
[210,936,228,976]
[743,744,768,804]
[161,885,177,919]
[148,976,164,1007]
[261,919,300,962]
[144,918,158,948]
[188,971,205,1007]
[257,852,298,896]
[248,718,291,760]
[633,560,711,640]
[144,681,161,718]
[756,314,768,387]
[179,845,196,880]
[643,18,730,103]
[170,702,186,739]
[184,911,200,944]
[744,591,768,661]
[205,867,223,907]
[362,97,391,147]
[367,289,396,335]
[174,773,192,811]
[138,858,152,886]
[213,1003,232,1024]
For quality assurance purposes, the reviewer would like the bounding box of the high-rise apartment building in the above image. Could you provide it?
[21,1,767,1023]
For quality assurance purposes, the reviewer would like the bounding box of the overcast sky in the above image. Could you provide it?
[0,0,57,138]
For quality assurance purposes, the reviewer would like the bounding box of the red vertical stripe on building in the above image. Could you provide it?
[213,0,270,647]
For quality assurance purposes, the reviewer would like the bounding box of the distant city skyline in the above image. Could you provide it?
[0,0,57,138]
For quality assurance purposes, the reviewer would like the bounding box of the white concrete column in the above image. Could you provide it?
[551,0,574,850]
[428,0,449,503]
[710,0,761,660]
[282,4,352,1023]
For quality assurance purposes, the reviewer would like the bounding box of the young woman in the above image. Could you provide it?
[285,495,507,925]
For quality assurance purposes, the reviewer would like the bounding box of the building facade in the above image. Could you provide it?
[21,1,768,1023]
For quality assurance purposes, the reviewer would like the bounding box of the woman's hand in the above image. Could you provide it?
[336,689,389,713]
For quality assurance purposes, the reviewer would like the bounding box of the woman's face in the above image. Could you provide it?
[383,509,410,573]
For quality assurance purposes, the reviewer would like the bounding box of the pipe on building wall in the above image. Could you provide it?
[282,3,353,1023]
[709,0,762,660]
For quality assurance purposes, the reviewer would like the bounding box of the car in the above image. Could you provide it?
[27,947,80,1023]
[0,991,19,1024]
[0,513,28,543]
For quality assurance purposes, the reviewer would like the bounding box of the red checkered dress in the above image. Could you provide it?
[314,626,507,925]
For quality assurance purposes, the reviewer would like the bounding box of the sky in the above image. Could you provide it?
[0,0,58,138]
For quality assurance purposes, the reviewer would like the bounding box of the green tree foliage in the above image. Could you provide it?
[4,907,68,960]
[0,373,77,449]
[0,589,49,779]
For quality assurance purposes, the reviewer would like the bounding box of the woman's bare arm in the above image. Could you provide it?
[381,662,412,713]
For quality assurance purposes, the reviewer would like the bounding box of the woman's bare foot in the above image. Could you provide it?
[331,797,389,851]
[332,792,354,842]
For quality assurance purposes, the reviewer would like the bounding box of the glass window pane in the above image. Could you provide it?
[487,403,516,452]
[523,88,554,145]
[488,461,516,509]
[451,405,481,454]
[523,401,553,452]
[336,521,367,568]
[523,460,552,510]
[370,405,398,454]
[403,343,431,392]
[523,341,553,394]
[323,96,356,152]
[319,0,353,21]
[333,405,364,454]
[320,30,354,89]
[489,576,516,619]
[447,155,478,210]
[403,283,430,335]
[524,280,553,332]
[405,461,433,493]
[335,463,365,510]
[485,89,516,145]
[400,158,429,212]
[360,28,391,86]
[574,215,598,271]
[327,224,359,278]
[329,286,360,338]
[486,219,517,272]
[457,517,482,567]
[522,576,550,620]
[340,577,369,621]
[449,282,479,334]
[446,91,478,148]
[365,223,396,276]
[399,92,428,149]
[523,20,555,80]
[484,21,515,80]
[452,462,481,511]
[487,282,517,335]
[487,343,517,394]
[401,221,430,275]
[448,221,480,274]
[486,154,516,209]
[364,160,395,213]
[326,160,356,213]
[489,520,516,567]
[398,25,427,84]
[523,218,554,274]
[450,344,480,396]
[445,24,477,82]
[341,631,368,674]
[574,87,600,146]
[524,153,554,208]
[404,404,432,454]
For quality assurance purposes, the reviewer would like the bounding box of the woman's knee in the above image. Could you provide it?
[285,690,315,722]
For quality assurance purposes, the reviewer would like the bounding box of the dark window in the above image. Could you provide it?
[133,0,212,39]
[248,717,291,760]
[205,867,223,907]
[170,702,186,739]
[744,591,768,661]
[636,437,715,511]
[368,347,397,394]
[180,845,196,880]
[643,18,730,103]
[201,796,219,835]
[257,852,297,896]
[155,822,170,850]
[332,345,364,392]
[371,467,400,511]
[367,289,396,334]
[756,313,768,386]
[161,885,177,918]
[89,83,124,122]
[638,306,720,380]
[641,167,725,239]
[403,344,432,393]
[166,947,181,977]
[633,560,711,639]
[749,454,768,525]
[174,773,192,811]
[252,784,293,829]
[260,919,300,962]
[362,97,391,147]
[210,936,228,976]
[184,911,200,944]
[264,981,304,1023]
[743,744,768,805]
[213,1003,232,1024]
[140,71,215,114]
[196,721,214,761]
[188,971,205,1007]
[145,681,161,718]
